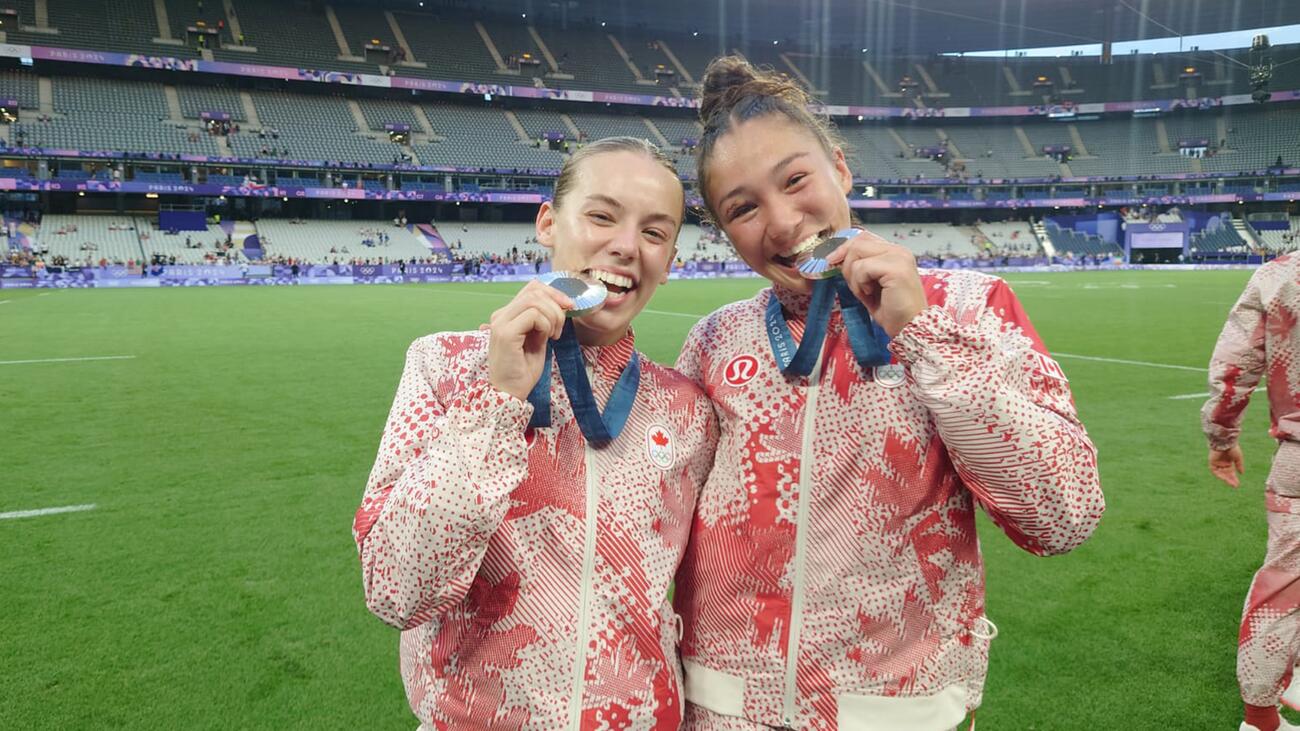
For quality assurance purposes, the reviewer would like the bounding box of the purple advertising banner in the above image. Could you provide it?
[0,41,1295,120]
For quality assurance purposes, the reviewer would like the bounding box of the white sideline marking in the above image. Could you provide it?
[1168,392,1210,400]
[36,292,51,297]
[0,300,9,305]
[429,289,508,299]
[641,308,703,319]
[1052,352,1206,373]
[0,355,137,366]
[0,503,96,521]
[1081,283,1177,290]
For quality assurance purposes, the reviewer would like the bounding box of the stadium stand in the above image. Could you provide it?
[387,10,500,80]
[332,4,402,67]
[141,221,243,265]
[1248,213,1300,252]
[415,102,565,169]
[0,1,1296,111]
[975,220,1041,254]
[255,219,432,263]
[0,3,1297,276]
[40,0,179,58]
[14,77,221,156]
[176,84,247,121]
[227,91,399,164]
[356,98,422,133]
[1204,107,1300,172]
[1190,216,1250,254]
[439,222,541,257]
[650,116,702,148]
[512,108,573,141]
[1068,117,1189,177]
[1,68,40,110]
[211,0,371,73]
[534,24,648,95]
[869,223,985,257]
[34,214,145,265]
[567,112,659,143]
[1043,220,1125,257]
[163,0,231,48]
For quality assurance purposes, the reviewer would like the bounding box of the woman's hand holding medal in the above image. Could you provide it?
[822,229,927,338]
[487,272,609,401]
[487,279,576,400]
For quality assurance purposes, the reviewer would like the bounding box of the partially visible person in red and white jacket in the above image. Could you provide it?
[672,56,1105,731]
[1203,255,1300,731]
[353,137,717,731]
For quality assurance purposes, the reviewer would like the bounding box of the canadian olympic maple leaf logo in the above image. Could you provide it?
[645,425,675,470]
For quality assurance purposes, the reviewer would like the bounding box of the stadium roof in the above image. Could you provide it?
[341,0,1300,54]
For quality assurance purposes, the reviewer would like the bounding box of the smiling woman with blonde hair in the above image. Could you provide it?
[354,136,717,730]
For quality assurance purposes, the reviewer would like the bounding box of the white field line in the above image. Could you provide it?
[641,309,703,319]
[1168,392,1210,400]
[0,300,9,304]
[0,355,137,366]
[0,503,97,521]
[1051,352,1206,373]
[36,292,51,297]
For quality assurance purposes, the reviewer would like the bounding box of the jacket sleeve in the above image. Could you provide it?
[352,336,532,630]
[1201,270,1267,451]
[889,278,1104,556]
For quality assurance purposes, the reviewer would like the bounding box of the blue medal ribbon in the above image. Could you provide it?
[765,275,892,376]
[526,320,640,446]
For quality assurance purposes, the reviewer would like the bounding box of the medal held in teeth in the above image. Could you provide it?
[537,270,608,318]
[796,227,862,279]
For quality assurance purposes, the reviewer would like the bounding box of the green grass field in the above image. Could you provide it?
[0,270,1282,729]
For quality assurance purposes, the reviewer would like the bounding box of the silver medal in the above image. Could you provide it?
[797,228,862,279]
[537,270,608,318]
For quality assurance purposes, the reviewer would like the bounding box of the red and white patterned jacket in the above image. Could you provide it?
[354,329,717,730]
[673,270,1104,730]
[1204,256,1300,451]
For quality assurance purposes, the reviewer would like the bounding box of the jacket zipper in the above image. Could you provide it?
[782,345,824,726]
[567,366,600,730]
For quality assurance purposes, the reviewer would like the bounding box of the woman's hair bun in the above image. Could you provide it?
[699,55,809,125]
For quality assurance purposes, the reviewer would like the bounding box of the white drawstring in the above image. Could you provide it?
[970,615,999,641]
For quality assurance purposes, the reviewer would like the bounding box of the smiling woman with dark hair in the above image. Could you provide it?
[672,56,1105,731]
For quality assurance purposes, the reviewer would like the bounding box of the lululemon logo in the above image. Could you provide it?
[723,354,760,387]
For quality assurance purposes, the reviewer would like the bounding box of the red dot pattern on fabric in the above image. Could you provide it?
[673,269,1104,728]
[354,329,719,729]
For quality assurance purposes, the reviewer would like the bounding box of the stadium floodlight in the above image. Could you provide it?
[1250,34,1273,103]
